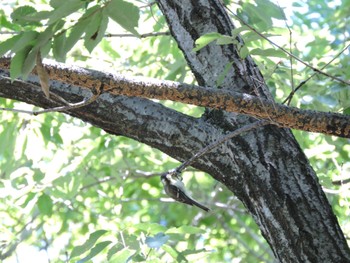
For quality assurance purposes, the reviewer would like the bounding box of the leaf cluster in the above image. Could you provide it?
[0,0,139,80]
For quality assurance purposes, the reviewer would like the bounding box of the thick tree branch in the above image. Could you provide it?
[0,57,348,138]
[0,69,229,178]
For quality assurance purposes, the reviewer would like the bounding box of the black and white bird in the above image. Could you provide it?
[161,170,210,212]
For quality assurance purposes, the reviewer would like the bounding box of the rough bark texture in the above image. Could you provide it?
[155,0,350,262]
[0,1,349,262]
[1,57,349,137]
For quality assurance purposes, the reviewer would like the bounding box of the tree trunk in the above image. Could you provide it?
[0,1,349,262]
[156,0,350,262]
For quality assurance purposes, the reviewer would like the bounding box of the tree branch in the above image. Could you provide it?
[0,57,348,138]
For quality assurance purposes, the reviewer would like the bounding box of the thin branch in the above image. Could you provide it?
[333,178,350,186]
[79,176,117,191]
[105,32,170,38]
[0,76,100,115]
[282,43,350,104]
[0,93,99,115]
[139,1,157,9]
[32,92,100,115]
[0,31,19,35]
[225,7,350,87]
[79,170,162,191]
[176,120,269,173]
[283,5,295,106]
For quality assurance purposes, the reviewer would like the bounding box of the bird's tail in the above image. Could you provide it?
[191,199,210,212]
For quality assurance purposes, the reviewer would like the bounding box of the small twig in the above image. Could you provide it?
[332,178,350,186]
[139,1,156,9]
[79,176,117,191]
[0,91,100,115]
[33,92,100,115]
[282,4,295,106]
[175,120,269,174]
[0,31,19,35]
[105,31,170,38]
[0,76,100,114]
[145,249,152,260]
[120,231,126,248]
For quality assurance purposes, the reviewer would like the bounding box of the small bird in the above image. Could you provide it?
[161,170,210,212]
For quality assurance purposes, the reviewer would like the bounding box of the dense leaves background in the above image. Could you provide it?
[0,0,349,262]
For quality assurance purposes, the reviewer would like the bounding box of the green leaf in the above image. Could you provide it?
[36,20,65,48]
[11,5,40,26]
[216,35,235,45]
[11,31,39,53]
[63,16,92,54]
[239,45,249,59]
[0,34,22,57]
[231,25,250,38]
[22,47,38,79]
[256,0,285,20]
[162,244,188,262]
[109,248,136,263]
[48,0,84,25]
[344,107,350,115]
[318,174,333,189]
[33,171,45,183]
[37,193,53,216]
[77,241,112,263]
[53,33,67,62]
[193,32,222,52]
[20,20,64,78]
[23,11,51,22]
[20,192,36,208]
[50,0,63,9]
[250,48,286,58]
[40,39,52,58]
[1,11,22,31]
[106,0,140,36]
[166,225,206,234]
[241,3,271,31]
[84,9,109,53]
[10,46,31,80]
[70,230,108,259]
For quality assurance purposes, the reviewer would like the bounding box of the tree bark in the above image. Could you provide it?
[1,57,349,138]
[156,0,350,262]
[0,1,349,262]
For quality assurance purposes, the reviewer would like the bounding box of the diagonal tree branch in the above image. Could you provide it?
[0,57,348,138]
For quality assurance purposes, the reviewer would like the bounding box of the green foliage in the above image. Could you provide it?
[193,32,223,52]
[70,230,108,259]
[106,0,140,36]
[1,0,140,79]
[0,0,349,262]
